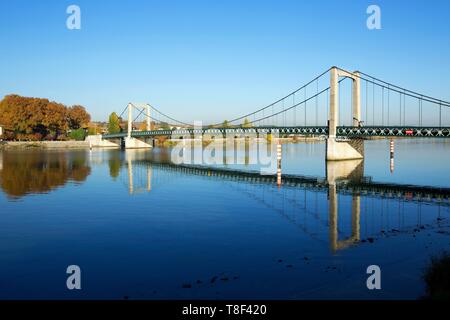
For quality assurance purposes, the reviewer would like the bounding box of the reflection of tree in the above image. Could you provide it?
[0,151,91,198]
[107,150,122,180]
[70,153,92,182]
[109,159,121,180]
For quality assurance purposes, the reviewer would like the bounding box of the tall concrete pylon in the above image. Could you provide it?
[352,71,361,127]
[327,67,364,160]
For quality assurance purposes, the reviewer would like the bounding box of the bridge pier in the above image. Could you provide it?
[326,138,364,160]
[85,135,120,148]
[124,137,152,149]
[327,67,364,161]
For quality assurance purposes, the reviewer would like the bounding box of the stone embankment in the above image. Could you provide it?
[0,141,90,149]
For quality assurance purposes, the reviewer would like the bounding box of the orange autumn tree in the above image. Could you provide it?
[0,94,91,141]
[68,105,91,129]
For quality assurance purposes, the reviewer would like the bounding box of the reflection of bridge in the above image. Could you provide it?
[99,66,450,161]
[116,151,449,253]
[121,153,449,202]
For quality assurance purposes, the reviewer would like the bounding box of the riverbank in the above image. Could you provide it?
[0,136,438,150]
[0,141,89,149]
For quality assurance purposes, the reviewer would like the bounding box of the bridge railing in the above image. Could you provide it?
[102,125,450,139]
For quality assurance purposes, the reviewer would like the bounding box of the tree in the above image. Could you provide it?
[139,122,151,131]
[0,94,87,140]
[159,121,171,130]
[87,125,98,135]
[107,112,121,134]
[43,101,69,136]
[69,128,86,141]
[68,105,91,129]
[222,120,230,128]
[242,118,252,128]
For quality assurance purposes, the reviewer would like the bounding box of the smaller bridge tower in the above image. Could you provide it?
[125,103,153,149]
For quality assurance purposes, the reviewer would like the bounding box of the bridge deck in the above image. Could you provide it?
[102,126,450,139]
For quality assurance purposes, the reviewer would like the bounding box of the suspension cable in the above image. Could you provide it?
[118,105,129,119]
[129,103,174,126]
[147,104,192,126]
[212,67,332,126]
[358,71,450,106]
[117,66,449,130]
[342,70,450,107]
[250,88,329,125]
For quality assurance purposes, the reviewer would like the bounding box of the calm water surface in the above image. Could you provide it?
[0,139,449,299]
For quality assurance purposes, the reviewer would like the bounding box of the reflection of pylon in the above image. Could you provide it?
[147,166,152,192]
[128,158,133,194]
[277,140,282,186]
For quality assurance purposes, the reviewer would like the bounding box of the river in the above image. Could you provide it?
[0,138,449,299]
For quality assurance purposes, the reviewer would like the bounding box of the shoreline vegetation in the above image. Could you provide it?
[0,94,92,142]
[422,251,450,300]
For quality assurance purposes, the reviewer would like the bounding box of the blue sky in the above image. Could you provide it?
[0,0,449,122]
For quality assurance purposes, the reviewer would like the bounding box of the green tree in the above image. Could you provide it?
[87,126,97,135]
[69,128,86,141]
[107,112,121,134]
[159,121,171,130]
[222,120,230,128]
[242,118,252,128]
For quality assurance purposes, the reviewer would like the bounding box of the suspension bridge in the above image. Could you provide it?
[97,66,450,160]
